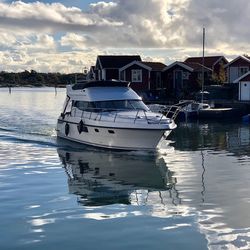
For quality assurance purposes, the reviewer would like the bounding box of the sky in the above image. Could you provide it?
[0,0,250,73]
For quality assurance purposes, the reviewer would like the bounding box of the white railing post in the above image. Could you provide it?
[134,110,139,123]
[144,110,149,124]
[114,112,118,122]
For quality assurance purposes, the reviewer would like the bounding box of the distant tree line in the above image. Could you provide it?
[0,70,87,87]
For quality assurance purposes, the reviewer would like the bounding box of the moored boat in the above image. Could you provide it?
[148,100,210,121]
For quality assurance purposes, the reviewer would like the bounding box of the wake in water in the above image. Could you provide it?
[0,125,58,148]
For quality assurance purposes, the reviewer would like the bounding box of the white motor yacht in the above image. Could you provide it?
[56,80,177,150]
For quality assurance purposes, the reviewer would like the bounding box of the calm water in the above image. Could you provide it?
[0,88,250,250]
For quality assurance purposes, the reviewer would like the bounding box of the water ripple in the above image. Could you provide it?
[0,88,250,250]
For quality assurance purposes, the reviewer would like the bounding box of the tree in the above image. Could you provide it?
[212,62,226,84]
[217,61,226,84]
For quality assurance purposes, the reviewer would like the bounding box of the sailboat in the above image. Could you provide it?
[198,28,238,119]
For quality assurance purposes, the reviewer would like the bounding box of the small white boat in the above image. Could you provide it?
[148,101,210,121]
[178,100,210,119]
[56,80,177,150]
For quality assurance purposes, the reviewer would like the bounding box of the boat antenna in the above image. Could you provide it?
[201,27,205,104]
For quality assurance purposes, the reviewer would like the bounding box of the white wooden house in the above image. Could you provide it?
[225,55,250,83]
[233,71,250,101]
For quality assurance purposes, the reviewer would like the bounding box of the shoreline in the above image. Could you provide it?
[0,84,66,88]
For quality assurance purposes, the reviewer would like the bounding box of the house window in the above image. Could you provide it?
[239,67,248,77]
[182,72,189,80]
[131,69,142,82]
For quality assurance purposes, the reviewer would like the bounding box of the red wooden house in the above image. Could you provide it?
[184,56,228,84]
[95,55,141,81]
[162,61,195,98]
[119,61,166,92]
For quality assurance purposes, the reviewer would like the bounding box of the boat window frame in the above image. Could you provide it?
[62,95,73,115]
[73,99,149,112]
[65,97,73,114]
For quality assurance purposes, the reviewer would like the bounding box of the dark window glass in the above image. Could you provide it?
[74,100,149,112]
[94,100,148,111]
[74,101,96,112]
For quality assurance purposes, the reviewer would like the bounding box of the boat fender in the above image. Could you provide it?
[65,123,70,136]
[77,120,84,134]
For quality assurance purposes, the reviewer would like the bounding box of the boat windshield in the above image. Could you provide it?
[73,100,149,112]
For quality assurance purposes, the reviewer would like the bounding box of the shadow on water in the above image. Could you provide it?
[56,138,179,207]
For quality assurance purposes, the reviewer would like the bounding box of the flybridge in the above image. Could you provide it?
[67,80,138,102]
[71,80,130,90]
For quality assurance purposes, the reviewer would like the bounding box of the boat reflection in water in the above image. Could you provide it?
[57,142,177,206]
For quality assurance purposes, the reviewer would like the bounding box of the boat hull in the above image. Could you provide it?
[56,120,170,151]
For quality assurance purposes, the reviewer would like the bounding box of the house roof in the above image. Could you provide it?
[184,62,212,72]
[119,61,166,71]
[97,55,142,69]
[140,62,167,71]
[233,71,250,83]
[184,56,227,69]
[225,55,250,68]
[163,61,193,72]
[119,61,151,71]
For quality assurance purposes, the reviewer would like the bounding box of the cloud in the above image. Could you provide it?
[0,0,187,48]
[0,1,122,34]
[1,0,250,72]
[87,0,176,47]
[60,33,94,50]
[0,46,101,73]
[180,1,250,49]
[0,32,17,48]
[17,34,57,52]
[90,1,118,14]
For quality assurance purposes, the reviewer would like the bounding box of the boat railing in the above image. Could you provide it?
[161,105,182,121]
[70,107,173,125]
[147,103,184,120]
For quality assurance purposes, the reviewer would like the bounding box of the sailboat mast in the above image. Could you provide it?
[201,27,205,104]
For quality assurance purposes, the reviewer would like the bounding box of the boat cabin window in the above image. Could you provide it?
[74,101,96,112]
[129,100,149,110]
[73,100,149,112]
